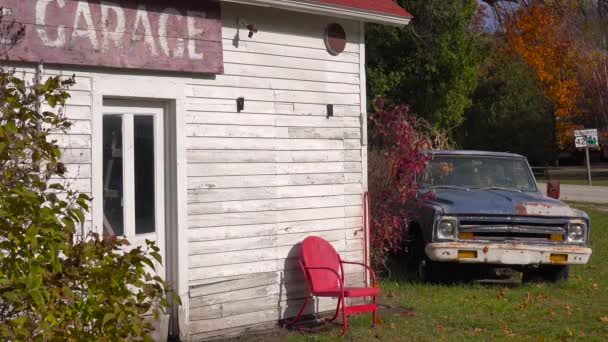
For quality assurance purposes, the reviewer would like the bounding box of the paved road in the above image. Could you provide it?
[538,183,608,204]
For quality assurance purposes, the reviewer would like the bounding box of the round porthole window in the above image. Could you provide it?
[324,23,346,56]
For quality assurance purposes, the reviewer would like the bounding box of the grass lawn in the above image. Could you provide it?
[250,207,608,341]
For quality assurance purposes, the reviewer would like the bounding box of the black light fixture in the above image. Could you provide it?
[326,104,334,118]
[237,97,245,112]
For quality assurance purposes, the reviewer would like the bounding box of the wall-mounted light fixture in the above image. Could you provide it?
[237,97,245,112]
[246,24,258,38]
[326,104,334,119]
[237,17,258,38]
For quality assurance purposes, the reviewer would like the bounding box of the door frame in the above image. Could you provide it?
[101,101,166,277]
[91,78,189,338]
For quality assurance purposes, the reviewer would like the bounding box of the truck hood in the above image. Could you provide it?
[422,188,583,217]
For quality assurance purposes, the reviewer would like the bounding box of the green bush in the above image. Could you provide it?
[0,69,178,340]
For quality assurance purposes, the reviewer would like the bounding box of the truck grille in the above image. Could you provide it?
[457,216,568,243]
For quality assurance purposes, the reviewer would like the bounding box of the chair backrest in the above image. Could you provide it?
[300,236,341,291]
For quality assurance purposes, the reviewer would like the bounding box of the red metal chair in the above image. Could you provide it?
[287,236,378,335]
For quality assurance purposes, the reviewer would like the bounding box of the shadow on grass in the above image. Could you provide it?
[381,252,522,287]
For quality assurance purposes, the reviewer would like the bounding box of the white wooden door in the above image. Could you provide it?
[102,103,166,276]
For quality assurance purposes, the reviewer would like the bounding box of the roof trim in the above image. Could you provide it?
[221,0,412,26]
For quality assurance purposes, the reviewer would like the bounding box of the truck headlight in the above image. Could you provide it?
[568,222,585,242]
[437,218,457,239]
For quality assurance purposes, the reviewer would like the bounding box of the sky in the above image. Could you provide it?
[477,0,520,32]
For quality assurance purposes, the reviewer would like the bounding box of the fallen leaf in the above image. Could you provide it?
[502,325,515,337]
[470,327,484,335]
[600,316,608,323]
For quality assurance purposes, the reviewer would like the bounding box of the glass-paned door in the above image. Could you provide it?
[102,104,165,275]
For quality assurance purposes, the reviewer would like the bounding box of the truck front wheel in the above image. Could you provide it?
[522,265,569,283]
[410,232,446,282]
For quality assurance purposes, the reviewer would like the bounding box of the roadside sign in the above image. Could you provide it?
[574,129,599,148]
[573,128,598,186]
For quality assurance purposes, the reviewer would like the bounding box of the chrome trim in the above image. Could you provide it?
[434,216,459,241]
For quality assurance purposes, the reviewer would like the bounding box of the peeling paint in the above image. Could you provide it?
[516,202,576,216]
[3,0,223,73]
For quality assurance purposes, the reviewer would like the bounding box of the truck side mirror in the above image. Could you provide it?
[547,179,560,199]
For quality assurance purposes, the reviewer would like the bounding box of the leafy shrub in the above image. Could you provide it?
[368,99,452,270]
[0,67,177,340]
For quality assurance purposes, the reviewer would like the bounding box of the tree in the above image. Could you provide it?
[460,49,556,165]
[0,11,177,340]
[505,2,583,149]
[487,1,608,152]
[366,0,489,130]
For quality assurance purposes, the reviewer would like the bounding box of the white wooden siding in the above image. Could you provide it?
[15,1,368,339]
[185,3,366,339]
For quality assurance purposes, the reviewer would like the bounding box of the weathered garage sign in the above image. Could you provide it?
[0,0,223,73]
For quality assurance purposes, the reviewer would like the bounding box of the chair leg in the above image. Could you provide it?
[340,296,348,335]
[326,297,342,322]
[286,287,310,327]
[372,295,377,327]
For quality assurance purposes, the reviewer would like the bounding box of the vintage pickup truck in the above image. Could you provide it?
[407,150,592,282]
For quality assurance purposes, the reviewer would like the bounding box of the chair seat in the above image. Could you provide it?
[313,286,379,297]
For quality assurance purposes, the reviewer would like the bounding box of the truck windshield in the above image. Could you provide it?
[419,155,538,192]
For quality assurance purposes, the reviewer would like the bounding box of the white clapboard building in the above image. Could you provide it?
[2,0,411,339]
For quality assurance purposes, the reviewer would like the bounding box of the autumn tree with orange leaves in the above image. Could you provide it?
[505,3,583,149]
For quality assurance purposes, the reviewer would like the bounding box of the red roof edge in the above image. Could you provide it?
[313,0,413,19]
[223,0,412,25]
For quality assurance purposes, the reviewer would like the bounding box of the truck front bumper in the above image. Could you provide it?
[425,242,591,265]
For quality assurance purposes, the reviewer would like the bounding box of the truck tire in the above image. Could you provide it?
[523,265,569,283]
[418,256,446,283]
[409,232,446,283]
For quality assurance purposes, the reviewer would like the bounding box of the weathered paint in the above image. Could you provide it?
[1,0,223,73]
[7,1,370,338]
[426,242,592,265]
[515,202,578,217]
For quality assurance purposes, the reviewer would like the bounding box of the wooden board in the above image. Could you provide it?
[187,206,362,229]
[2,0,223,73]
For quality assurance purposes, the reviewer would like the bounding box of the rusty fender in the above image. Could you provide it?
[425,242,592,265]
